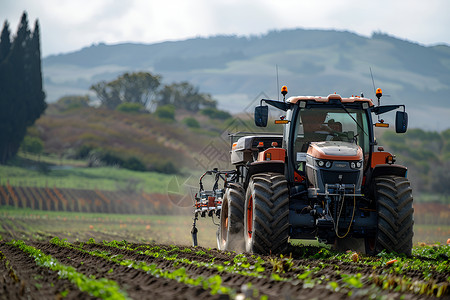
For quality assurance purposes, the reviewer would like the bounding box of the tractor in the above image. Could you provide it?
[193,86,414,256]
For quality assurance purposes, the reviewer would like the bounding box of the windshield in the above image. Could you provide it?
[293,107,370,164]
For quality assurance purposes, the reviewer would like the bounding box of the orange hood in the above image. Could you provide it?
[307,141,363,161]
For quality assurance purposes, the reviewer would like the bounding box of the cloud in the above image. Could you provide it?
[1,0,448,56]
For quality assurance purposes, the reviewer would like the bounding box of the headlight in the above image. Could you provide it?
[317,160,332,168]
[350,160,363,169]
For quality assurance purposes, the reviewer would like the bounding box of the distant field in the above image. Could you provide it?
[0,207,217,247]
[0,163,177,194]
[1,207,448,248]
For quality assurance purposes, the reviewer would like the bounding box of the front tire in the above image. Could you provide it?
[369,175,414,256]
[217,183,245,252]
[244,173,289,254]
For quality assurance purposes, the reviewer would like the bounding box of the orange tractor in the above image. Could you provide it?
[192,87,413,256]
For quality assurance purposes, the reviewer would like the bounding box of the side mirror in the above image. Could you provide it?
[395,111,408,133]
[254,105,268,127]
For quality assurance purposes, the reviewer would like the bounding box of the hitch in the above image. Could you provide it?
[191,213,198,247]
[191,169,237,247]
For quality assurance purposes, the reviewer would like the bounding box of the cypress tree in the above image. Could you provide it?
[0,12,46,163]
[0,21,11,62]
[27,20,46,123]
[0,21,13,162]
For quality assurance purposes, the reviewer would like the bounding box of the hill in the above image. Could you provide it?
[28,102,265,174]
[42,28,450,130]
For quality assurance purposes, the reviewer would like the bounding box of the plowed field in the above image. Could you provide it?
[1,208,449,299]
[1,236,449,299]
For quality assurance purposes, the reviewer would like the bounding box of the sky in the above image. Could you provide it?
[1,0,449,57]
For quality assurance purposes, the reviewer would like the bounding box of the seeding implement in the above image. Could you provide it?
[192,87,413,256]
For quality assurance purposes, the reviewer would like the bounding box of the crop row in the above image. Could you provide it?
[51,237,450,298]
[7,239,129,299]
[48,237,243,299]
[0,184,177,214]
[5,239,243,299]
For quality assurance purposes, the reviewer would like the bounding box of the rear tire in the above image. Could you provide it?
[368,175,414,256]
[217,183,245,252]
[244,173,289,254]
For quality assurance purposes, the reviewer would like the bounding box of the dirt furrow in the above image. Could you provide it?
[95,242,447,286]
[31,242,229,300]
[0,242,95,300]
[79,243,430,300]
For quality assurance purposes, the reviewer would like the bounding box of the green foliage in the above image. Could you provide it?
[182,117,200,128]
[9,239,128,299]
[75,144,94,159]
[200,107,232,120]
[20,136,43,155]
[150,159,177,174]
[77,148,148,172]
[156,82,216,112]
[269,254,293,273]
[154,104,175,120]
[52,238,237,298]
[379,128,450,196]
[116,102,145,113]
[0,162,177,193]
[90,71,161,110]
[341,273,363,288]
[56,95,90,111]
[0,13,46,164]
[123,156,146,172]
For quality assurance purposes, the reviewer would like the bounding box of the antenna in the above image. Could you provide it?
[370,67,383,122]
[370,67,376,96]
[276,64,280,101]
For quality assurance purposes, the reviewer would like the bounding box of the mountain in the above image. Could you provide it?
[42,28,450,130]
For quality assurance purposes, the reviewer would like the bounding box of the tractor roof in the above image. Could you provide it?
[286,94,374,106]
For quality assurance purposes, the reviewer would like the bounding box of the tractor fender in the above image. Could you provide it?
[371,164,407,178]
[244,160,285,189]
[365,164,407,197]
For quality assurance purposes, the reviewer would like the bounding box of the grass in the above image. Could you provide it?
[416,192,450,204]
[0,162,180,194]
[15,152,87,167]
[0,206,218,246]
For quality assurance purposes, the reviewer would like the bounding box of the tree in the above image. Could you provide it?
[0,21,11,62]
[0,12,46,164]
[20,135,43,155]
[156,81,216,112]
[56,95,90,111]
[90,71,161,109]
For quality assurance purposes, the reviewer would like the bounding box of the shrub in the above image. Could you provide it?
[155,105,175,120]
[20,136,44,155]
[116,102,145,113]
[56,95,90,111]
[152,160,178,174]
[200,107,231,120]
[75,145,94,159]
[99,151,125,167]
[123,156,146,171]
[182,117,200,128]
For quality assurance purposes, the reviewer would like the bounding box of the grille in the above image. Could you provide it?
[320,170,359,185]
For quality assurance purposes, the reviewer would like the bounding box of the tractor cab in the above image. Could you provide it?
[255,87,408,197]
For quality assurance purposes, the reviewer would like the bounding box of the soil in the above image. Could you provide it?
[0,210,448,300]
[1,239,448,300]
